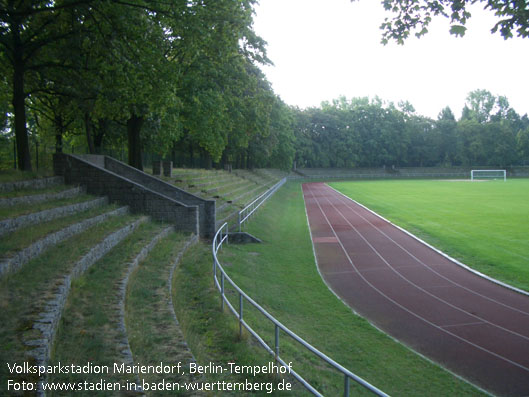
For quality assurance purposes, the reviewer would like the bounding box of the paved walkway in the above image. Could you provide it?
[303,182,529,397]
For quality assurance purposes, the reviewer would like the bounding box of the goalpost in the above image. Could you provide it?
[470,169,507,181]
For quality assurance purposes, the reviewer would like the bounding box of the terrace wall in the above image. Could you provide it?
[53,153,200,237]
[103,156,215,239]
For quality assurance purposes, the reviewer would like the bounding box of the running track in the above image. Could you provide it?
[302,182,529,397]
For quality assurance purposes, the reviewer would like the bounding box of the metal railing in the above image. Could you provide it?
[212,226,389,395]
[237,177,287,232]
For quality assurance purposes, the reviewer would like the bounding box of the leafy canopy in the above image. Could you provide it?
[353,0,529,44]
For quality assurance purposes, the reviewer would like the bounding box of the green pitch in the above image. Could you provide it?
[329,179,529,292]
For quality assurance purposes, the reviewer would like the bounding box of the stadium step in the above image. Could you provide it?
[0,176,64,193]
[0,205,129,277]
[0,195,108,236]
[125,233,202,392]
[47,221,166,389]
[48,225,201,393]
[0,211,144,394]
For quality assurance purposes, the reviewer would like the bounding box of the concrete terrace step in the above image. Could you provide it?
[27,217,147,392]
[202,178,250,195]
[47,221,170,391]
[0,176,64,193]
[0,206,129,278]
[0,185,84,207]
[0,212,144,395]
[0,196,108,237]
[126,233,202,392]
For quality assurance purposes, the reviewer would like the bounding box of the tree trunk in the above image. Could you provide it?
[12,24,32,171]
[85,113,95,154]
[93,119,108,154]
[127,114,144,170]
[54,115,63,153]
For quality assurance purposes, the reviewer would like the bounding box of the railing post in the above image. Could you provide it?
[238,211,242,232]
[275,324,280,359]
[239,293,243,337]
[220,272,225,311]
[213,258,216,279]
[344,375,350,397]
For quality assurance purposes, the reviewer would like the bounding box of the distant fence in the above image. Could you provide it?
[292,166,529,180]
[211,180,389,397]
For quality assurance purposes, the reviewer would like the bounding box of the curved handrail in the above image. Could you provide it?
[212,194,389,397]
[238,177,286,231]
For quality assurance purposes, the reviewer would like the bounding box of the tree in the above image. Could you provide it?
[368,0,529,44]
[517,127,529,165]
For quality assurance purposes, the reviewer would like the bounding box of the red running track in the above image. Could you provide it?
[302,182,529,397]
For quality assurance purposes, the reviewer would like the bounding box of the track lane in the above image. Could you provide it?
[303,182,529,396]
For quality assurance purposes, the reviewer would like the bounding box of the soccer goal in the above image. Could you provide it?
[470,169,507,181]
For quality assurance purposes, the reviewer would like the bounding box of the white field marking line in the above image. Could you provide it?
[441,321,486,329]
[328,185,529,318]
[322,190,529,343]
[306,185,529,373]
[327,184,529,299]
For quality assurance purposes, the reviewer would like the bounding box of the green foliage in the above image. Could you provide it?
[292,92,528,169]
[369,0,529,44]
[1,0,297,171]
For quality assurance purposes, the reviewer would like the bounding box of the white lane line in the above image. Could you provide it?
[329,184,529,309]
[322,189,529,342]
[305,183,529,373]
[441,321,486,329]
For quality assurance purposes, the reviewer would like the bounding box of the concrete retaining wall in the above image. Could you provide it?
[53,153,199,236]
[102,156,215,238]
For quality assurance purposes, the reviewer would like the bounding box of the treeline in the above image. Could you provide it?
[2,3,529,173]
[0,0,295,172]
[292,92,529,168]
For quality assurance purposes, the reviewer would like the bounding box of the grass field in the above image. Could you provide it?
[329,178,529,292]
[218,181,485,396]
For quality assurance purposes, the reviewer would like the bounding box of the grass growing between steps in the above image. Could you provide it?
[48,221,167,395]
[173,242,307,396]
[0,169,54,183]
[0,193,97,219]
[0,183,72,198]
[125,233,199,394]
[0,203,121,256]
[0,213,139,394]
[217,182,486,397]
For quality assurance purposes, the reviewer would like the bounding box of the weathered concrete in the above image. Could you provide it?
[0,206,129,277]
[0,186,84,207]
[228,232,262,244]
[103,156,214,239]
[0,176,64,192]
[27,217,146,396]
[0,197,108,237]
[117,226,173,394]
[53,153,200,236]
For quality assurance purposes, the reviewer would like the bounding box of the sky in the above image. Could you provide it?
[252,0,529,119]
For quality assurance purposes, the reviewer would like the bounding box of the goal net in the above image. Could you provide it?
[470,169,506,181]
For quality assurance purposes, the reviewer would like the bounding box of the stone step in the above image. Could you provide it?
[126,233,202,391]
[0,185,84,207]
[26,217,147,392]
[0,212,143,395]
[0,206,129,277]
[0,176,64,193]
[46,221,171,391]
[0,196,108,237]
